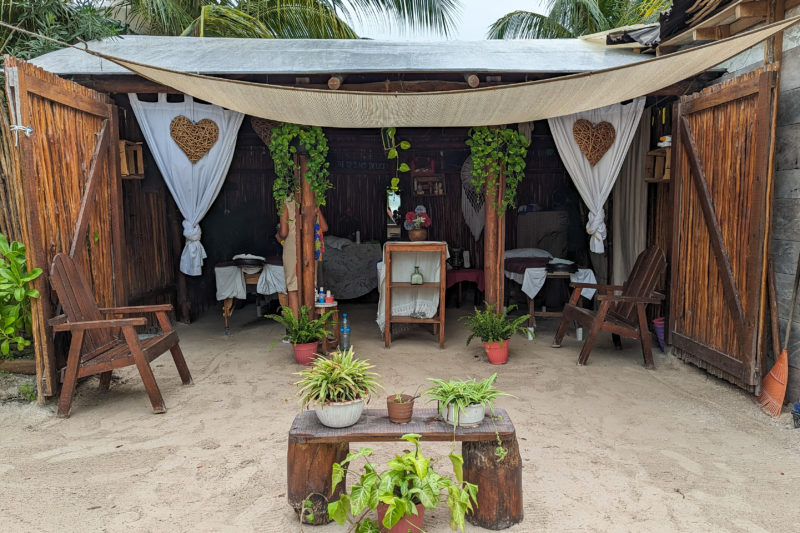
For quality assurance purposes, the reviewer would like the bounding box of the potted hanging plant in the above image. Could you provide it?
[460,304,531,364]
[328,433,478,533]
[386,390,420,424]
[403,205,431,241]
[267,305,335,365]
[425,373,510,427]
[295,347,382,428]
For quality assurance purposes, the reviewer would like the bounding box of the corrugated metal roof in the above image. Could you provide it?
[30,35,648,76]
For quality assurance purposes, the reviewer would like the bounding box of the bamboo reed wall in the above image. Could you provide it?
[4,58,121,395]
[673,69,767,388]
[0,100,24,242]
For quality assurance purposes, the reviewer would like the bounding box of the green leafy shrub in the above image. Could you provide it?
[294,347,382,408]
[17,381,36,402]
[328,433,478,532]
[460,304,530,345]
[0,234,41,358]
[466,126,529,213]
[268,123,331,213]
[267,304,334,345]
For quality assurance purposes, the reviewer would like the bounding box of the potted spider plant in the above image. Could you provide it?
[425,373,510,427]
[460,304,530,364]
[295,347,382,428]
[328,433,478,533]
[267,305,335,365]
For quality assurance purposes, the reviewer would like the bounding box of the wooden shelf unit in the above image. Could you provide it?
[645,147,671,183]
[384,241,447,348]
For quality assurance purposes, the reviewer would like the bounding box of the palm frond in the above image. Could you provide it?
[238,0,359,38]
[487,10,573,39]
[183,4,276,37]
[329,0,460,37]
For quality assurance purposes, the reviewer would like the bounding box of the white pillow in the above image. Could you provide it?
[325,236,353,250]
[504,248,553,259]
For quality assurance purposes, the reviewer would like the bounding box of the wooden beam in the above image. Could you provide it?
[693,24,731,40]
[679,115,748,334]
[327,75,345,90]
[0,359,36,374]
[70,75,179,94]
[69,120,110,258]
[737,0,768,18]
[299,156,316,315]
[484,172,499,308]
[463,74,480,88]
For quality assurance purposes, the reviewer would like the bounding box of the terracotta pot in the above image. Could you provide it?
[408,228,427,241]
[483,339,509,365]
[377,502,425,533]
[292,341,319,366]
[386,394,415,423]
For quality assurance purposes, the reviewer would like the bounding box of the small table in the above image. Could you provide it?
[446,268,485,307]
[314,301,339,353]
[287,407,523,529]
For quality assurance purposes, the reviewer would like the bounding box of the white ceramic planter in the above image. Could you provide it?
[314,398,365,428]
[444,403,485,426]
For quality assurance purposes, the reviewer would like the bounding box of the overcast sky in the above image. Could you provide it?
[350,0,549,40]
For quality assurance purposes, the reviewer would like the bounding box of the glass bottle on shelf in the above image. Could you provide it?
[410,266,424,285]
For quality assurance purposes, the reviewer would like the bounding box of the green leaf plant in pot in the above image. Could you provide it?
[425,373,513,461]
[386,390,420,424]
[295,347,382,428]
[267,304,335,365]
[460,304,531,364]
[328,433,478,533]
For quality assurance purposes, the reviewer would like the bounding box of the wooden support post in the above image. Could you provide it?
[497,171,506,306]
[463,436,523,529]
[287,439,349,524]
[299,155,316,315]
[484,173,498,308]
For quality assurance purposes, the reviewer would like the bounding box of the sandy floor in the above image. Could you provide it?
[1,302,799,532]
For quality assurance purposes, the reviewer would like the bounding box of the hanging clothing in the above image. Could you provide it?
[128,93,244,275]
[314,216,325,262]
[548,98,645,254]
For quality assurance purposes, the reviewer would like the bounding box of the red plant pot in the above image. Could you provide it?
[376,502,425,533]
[292,341,319,366]
[483,339,509,365]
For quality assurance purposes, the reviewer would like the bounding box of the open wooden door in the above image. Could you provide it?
[669,68,775,391]
[4,58,126,398]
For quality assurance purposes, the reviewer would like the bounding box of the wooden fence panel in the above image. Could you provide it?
[4,58,124,397]
[670,69,774,390]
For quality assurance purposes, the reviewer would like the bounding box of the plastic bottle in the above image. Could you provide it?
[340,313,350,351]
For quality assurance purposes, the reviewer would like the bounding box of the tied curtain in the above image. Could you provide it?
[611,111,651,285]
[548,97,645,254]
[129,93,244,275]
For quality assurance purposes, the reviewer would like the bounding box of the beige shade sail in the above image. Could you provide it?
[85,17,798,128]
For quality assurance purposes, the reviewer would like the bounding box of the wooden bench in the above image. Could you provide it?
[288,407,523,529]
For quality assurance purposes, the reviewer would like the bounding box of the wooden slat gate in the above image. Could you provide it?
[4,58,126,398]
[669,68,775,391]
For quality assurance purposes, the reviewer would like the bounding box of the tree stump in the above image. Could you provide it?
[462,436,523,529]
[287,439,349,525]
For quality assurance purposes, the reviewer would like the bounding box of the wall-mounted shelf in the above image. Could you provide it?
[413,175,446,196]
[645,147,671,183]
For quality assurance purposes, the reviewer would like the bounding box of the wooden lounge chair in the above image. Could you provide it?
[49,253,192,417]
[552,246,666,368]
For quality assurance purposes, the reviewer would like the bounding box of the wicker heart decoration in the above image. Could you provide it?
[250,117,279,147]
[572,119,616,166]
[170,115,219,163]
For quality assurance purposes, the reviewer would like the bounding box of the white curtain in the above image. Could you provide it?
[612,110,651,285]
[129,93,244,275]
[548,98,645,254]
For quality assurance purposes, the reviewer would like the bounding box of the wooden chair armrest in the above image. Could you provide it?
[48,314,68,327]
[99,304,173,315]
[596,294,662,304]
[52,317,147,332]
[570,283,624,291]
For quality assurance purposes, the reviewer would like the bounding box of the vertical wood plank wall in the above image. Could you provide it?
[772,38,800,401]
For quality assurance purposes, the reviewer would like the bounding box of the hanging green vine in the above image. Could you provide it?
[465,126,530,215]
[269,123,331,213]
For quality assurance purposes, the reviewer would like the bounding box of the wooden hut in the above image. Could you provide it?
[1,17,795,401]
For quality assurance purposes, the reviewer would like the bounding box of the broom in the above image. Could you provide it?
[756,252,800,417]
